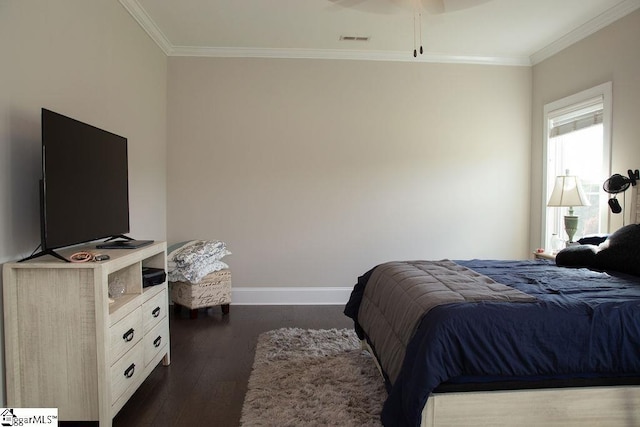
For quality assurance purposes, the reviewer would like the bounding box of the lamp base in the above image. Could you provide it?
[564,215,578,243]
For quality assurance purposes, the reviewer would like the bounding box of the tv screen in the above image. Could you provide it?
[41,108,130,251]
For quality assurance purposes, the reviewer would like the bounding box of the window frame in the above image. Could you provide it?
[541,82,612,248]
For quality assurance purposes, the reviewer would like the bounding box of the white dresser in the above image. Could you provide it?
[3,241,170,426]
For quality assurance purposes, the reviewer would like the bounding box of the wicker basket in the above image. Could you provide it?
[170,269,231,310]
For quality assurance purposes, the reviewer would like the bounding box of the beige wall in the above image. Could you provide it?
[167,58,532,287]
[0,1,168,261]
[0,0,168,403]
[530,9,640,249]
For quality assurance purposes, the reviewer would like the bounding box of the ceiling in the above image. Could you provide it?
[120,0,640,65]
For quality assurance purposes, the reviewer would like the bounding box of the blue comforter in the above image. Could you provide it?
[344,259,640,427]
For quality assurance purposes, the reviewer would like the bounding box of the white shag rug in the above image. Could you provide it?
[240,328,387,426]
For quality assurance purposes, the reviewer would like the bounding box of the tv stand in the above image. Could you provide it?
[4,242,170,426]
[19,248,70,263]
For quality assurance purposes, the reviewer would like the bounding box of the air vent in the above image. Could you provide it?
[339,35,370,42]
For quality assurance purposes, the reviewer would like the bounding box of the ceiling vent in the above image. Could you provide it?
[339,35,370,42]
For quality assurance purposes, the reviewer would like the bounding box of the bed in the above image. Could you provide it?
[345,223,640,427]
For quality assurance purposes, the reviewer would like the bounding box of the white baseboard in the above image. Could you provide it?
[231,287,353,305]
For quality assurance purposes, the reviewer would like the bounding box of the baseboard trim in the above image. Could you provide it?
[231,287,353,305]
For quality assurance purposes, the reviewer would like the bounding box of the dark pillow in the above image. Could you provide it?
[577,234,609,246]
[599,224,640,248]
[593,224,640,276]
[555,245,598,268]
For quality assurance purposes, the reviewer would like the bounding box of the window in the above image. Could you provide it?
[542,82,612,249]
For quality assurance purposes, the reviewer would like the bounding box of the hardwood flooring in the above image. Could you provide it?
[111,305,353,427]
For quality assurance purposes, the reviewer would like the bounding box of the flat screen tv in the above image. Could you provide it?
[25,109,133,261]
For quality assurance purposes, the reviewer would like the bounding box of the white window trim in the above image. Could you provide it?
[541,81,612,247]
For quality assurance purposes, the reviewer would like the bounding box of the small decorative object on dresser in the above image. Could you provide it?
[167,240,232,318]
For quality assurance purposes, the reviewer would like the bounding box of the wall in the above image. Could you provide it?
[168,58,532,288]
[530,9,640,248]
[0,0,168,403]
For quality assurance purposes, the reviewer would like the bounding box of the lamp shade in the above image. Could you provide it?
[547,175,590,207]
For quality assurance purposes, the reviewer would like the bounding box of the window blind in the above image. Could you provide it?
[549,96,604,138]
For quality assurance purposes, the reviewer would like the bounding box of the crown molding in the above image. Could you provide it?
[119,0,173,55]
[120,0,638,67]
[169,45,531,66]
[118,0,528,65]
[530,0,640,65]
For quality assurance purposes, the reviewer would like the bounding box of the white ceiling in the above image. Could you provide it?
[120,0,640,65]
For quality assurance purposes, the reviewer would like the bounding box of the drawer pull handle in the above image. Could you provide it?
[122,328,135,342]
[124,363,135,378]
[154,336,162,347]
[152,307,161,318]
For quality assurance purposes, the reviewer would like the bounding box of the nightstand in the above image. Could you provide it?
[534,251,556,261]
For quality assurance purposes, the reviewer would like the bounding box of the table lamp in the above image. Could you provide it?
[547,172,590,244]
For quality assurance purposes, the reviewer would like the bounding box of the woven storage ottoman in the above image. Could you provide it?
[171,269,231,318]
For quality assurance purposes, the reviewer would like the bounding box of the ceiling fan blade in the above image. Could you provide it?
[420,0,494,14]
[328,0,490,15]
[327,0,403,14]
[328,0,369,7]
[421,0,445,14]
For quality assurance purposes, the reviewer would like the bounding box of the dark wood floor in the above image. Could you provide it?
[111,305,353,427]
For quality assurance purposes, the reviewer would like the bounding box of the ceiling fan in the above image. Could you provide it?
[328,0,493,56]
[327,0,492,15]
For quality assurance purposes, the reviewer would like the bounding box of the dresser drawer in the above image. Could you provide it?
[144,318,169,367]
[143,289,167,333]
[110,343,144,405]
[110,307,143,364]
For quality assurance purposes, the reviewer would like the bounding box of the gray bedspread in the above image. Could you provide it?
[357,260,536,384]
